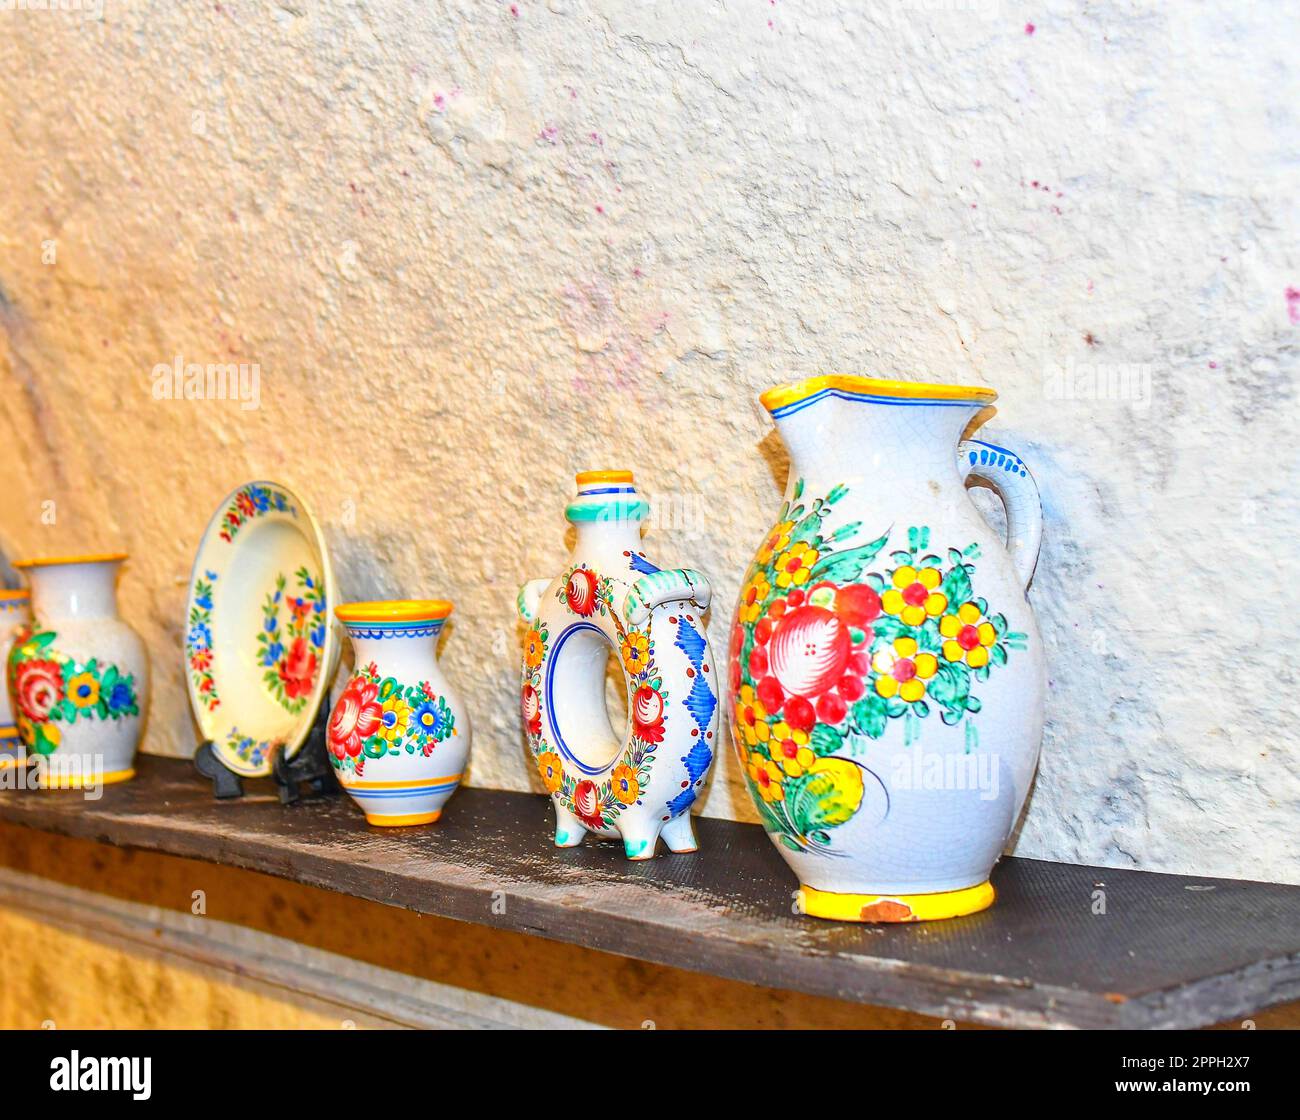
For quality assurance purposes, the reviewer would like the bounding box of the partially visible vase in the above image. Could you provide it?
[0,590,32,770]
[8,555,148,788]
[327,600,471,826]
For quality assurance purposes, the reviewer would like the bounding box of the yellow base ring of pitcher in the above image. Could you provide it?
[799,880,995,923]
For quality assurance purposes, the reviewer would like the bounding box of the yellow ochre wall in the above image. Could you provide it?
[0,908,368,1031]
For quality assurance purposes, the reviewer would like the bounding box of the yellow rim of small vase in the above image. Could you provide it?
[13,552,128,569]
[335,599,453,623]
[799,880,995,922]
[575,469,634,486]
[33,767,136,788]
[761,376,998,413]
[0,590,30,601]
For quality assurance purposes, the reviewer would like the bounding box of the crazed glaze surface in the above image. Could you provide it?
[0,4,1296,880]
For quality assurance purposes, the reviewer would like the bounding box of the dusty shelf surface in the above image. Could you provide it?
[0,756,1295,1029]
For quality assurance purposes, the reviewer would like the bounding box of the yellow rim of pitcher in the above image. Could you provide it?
[761,375,997,414]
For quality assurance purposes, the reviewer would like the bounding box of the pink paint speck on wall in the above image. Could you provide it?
[1286,286,1300,324]
[1025,22,1036,36]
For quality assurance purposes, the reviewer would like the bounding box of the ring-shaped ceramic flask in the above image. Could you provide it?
[518,471,719,859]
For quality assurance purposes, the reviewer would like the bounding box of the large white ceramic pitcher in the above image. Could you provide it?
[728,376,1045,922]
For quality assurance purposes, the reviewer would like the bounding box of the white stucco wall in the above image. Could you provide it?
[0,1,1296,882]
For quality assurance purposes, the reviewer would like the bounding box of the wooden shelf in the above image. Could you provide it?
[0,756,1296,1029]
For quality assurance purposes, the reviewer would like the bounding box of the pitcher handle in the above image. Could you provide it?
[957,438,1043,590]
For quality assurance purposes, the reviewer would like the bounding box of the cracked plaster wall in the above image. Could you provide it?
[0,1,1297,882]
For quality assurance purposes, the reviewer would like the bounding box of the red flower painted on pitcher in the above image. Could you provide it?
[745,581,884,731]
[328,675,382,759]
[829,582,882,627]
[565,568,599,616]
[728,622,745,693]
[631,684,665,743]
[521,682,541,737]
[765,605,851,702]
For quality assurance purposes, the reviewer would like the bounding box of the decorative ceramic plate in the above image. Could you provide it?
[183,481,339,777]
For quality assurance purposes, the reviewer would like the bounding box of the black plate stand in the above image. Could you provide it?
[193,702,338,804]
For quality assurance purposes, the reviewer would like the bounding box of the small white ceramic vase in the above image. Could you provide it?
[8,555,149,788]
[326,600,471,826]
[0,590,32,769]
[517,470,720,860]
[728,377,1046,922]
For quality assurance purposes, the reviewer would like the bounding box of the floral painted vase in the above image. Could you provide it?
[0,590,32,770]
[728,377,1045,922]
[8,555,149,788]
[517,471,719,860]
[327,601,470,826]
